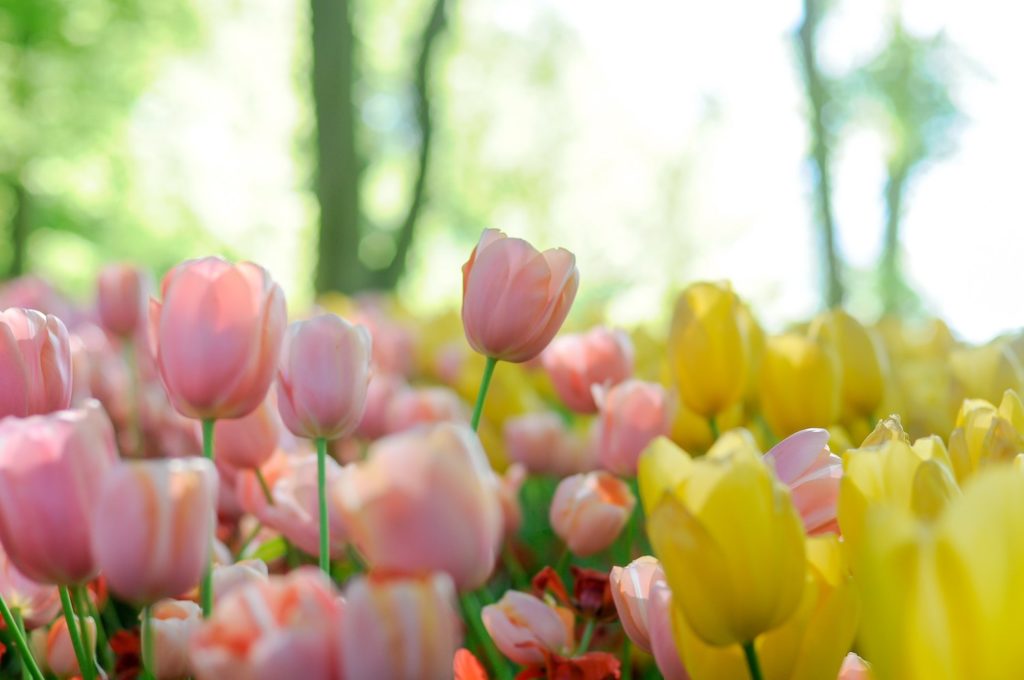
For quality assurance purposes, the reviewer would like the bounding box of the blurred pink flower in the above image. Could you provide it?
[0,307,72,418]
[763,428,842,535]
[543,327,634,413]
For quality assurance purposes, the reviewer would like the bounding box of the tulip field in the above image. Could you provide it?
[0,228,1022,680]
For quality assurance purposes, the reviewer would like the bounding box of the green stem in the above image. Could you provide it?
[255,468,276,505]
[59,586,95,680]
[316,437,331,575]
[201,418,216,617]
[76,586,112,672]
[0,599,45,680]
[501,546,528,588]
[621,638,633,680]
[470,356,498,431]
[708,414,720,441]
[235,521,264,560]
[742,640,763,680]
[141,604,155,680]
[459,591,512,680]
[575,617,596,655]
[554,546,571,574]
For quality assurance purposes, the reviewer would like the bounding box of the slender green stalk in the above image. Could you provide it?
[0,598,45,680]
[470,357,498,431]
[201,418,216,617]
[501,546,528,588]
[255,468,276,505]
[554,546,571,574]
[141,604,155,680]
[708,414,720,441]
[59,586,95,680]
[76,586,112,672]
[575,617,597,655]
[742,640,764,680]
[316,437,331,575]
[621,638,633,680]
[459,591,512,680]
[235,521,264,560]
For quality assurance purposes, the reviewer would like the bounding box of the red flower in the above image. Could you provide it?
[454,648,490,680]
[516,649,621,680]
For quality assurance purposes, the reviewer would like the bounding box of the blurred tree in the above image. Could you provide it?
[311,0,450,295]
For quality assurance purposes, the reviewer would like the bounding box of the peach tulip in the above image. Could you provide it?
[385,385,469,434]
[190,568,343,680]
[236,452,349,558]
[337,422,503,590]
[213,395,282,469]
[97,263,149,337]
[211,560,269,603]
[763,428,843,535]
[504,412,592,476]
[92,458,217,603]
[461,229,579,363]
[647,579,690,680]
[609,556,661,652]
[596,380,674,476]
[0,543,61,629]
[837,653,871,679]
[481,590,573,665]
[32,615,98,678]
[0,401,116,584]
[356,373,406,439]
[0,307,72,418]
[543,327,634,413]
[150,257,286,420]
[276,314,372,440]
[342,573,460,679]
[146,599,203,680]
[550,471,636,556]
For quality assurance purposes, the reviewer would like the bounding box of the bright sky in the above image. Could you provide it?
[129,0,1024,342]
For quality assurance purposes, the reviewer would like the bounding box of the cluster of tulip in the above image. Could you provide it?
[0,227,1022,680]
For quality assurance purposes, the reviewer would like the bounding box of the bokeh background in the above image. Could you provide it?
[1,0,1021,340]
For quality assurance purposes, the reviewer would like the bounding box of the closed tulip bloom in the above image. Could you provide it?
[146,599,203,680]
[211,560,269,603]
[337,423,503,590]
[639,433,806,646]
[542,327,634,413]
[668,282,749,418]
[504,411,592,476]
[950,342,1024,406]
[647,579,690,680]
[763,428,842,535]
[0,401,116,584]
[838,654,871,680]
[809,310,887,420]
[97,263,150,337]
[760,334,840,438]
[461,228,579,363]
[33,615,98,678]
[482,590,573,665]
[150,257,287,420]
[277,314,372,440]
[0,544,61,629]
[946,391,1022,483]
[550,471,636,556]
[342,573,460,679]
[385,385,469,434]
[190,568,343,680]
[0,307,72,418]
[596,379,674,476]
[92,458,217,603]
[356,373,406,439]
[609,556,662,653]
[213,395,282,469]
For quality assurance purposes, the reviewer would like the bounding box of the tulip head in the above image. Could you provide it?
[609,556,663,653]
[0,544,61,629]
[503,411,592,476]
[482,590,574,665]
[213,394,283,469]
[763,428,842,535]
[809,309,887,420]
[760,333,840,438]
[550,471,636,557]
[596,379,674,476]
[0,307,72,418]
[542,327,634,413]
[146,599,203,680]
[97,263,150,337]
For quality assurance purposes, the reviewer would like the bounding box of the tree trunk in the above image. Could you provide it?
[880,162,908,313]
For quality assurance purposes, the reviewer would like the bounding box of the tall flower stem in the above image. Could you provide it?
[0,597,45,680]
[458,590,512,680]
[742,640,764,680]
[255,469,276,505]
[59,585,95,680]
[470,357,498,431]
[316,436,331,575]
[201,418,216,617]
[708,415,720,441]
[141,604,155,680]
[575,617,597,655]
[76,585,112,672]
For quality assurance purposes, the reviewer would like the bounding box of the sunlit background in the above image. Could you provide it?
[2,0,1022,341]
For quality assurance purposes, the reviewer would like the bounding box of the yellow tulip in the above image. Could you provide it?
[946,391,1023,483]
[950,342,1024,405]
[639,433,805,647]
[809,309,887,421]
[856,467,1024,680]
[759,334,840,438]
[668,282,750,420]
[670,401,744,453]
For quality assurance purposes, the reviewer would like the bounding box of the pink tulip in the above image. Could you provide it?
[609,556,661,652]
[0,307,72,418]
[837,653,871,679]
[190,568,343,680]
[356,373,406,439]
[97,263,150,337]
[481,590,573,665]
[211,560,269,603]
[385,385,469,434]
[595,379,674,476]
[92,458,217,603]
[213,395,283,469]
[504,412,592,476]
[497,463,527,538]
[341,572,460,679]
[146,599,203,680]
[0,543,61,629]
[337,422,503,590]
[550,471,636,557]
[0,276,75,324]
[647,579,690,680]
[276,314,372,440]
[0,401,116,584]
[543,327,634,413]
[33,615,98,678]
[150,257,286,420]
[461,229,579,363]
[236,452,349,558]
[763,428,842,535]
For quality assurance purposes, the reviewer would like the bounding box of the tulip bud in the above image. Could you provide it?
[213,395,283,469]
[950,342,1024,406]
[542,327,634,413]
[211,560,269,603]
[763,428,842,535]
[504,412,592,476]
[609,556,662,652]
[596,379,674,476]
[461,229,579,363]
[342,573,461,679]
[276,314,372,440]
[646,579,690,680]
[0,307,72,418]
[809,309,887,420]
[760,334,840,438]
[146,599,203,680]
[97,263,150,337]
[550,471,636,556]
[37,615,98,678]
[837,654,871,680]
[0,401,116,584]
[150,257,287,420]
[481,590,573,665]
